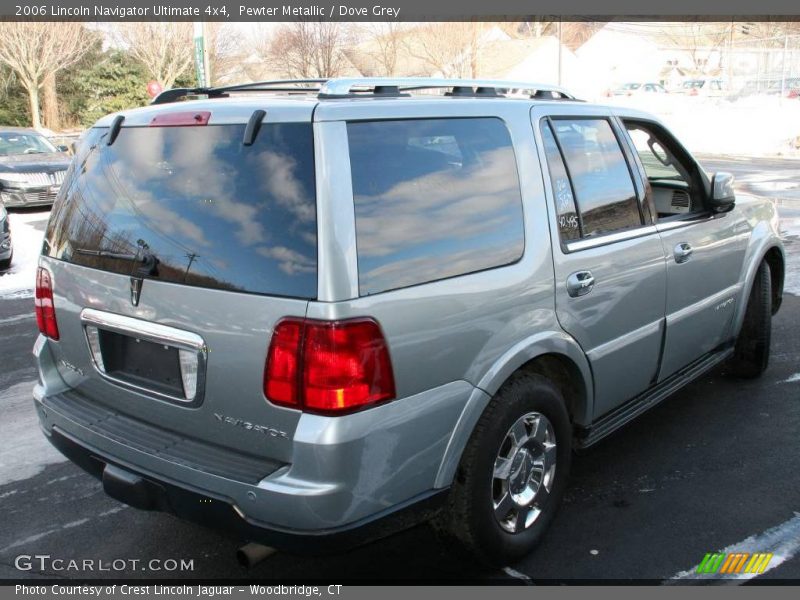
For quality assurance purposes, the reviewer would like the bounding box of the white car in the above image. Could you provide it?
[611,82,668,96]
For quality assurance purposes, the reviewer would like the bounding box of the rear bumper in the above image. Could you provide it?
[33,336,473,547]
[42,425,448,553]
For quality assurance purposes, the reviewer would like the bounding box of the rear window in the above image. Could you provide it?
[347,117,524,296]
[44,122,317,299]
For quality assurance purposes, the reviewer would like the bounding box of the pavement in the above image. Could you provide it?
[0,156,798,583]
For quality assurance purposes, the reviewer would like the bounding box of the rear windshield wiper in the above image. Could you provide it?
[75,247,159,276]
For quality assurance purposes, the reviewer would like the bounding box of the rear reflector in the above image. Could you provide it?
[150,111,211,127]
[35,266,59,340]
[264,318,396,415]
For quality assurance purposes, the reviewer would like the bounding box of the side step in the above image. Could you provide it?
[576,345,734,448]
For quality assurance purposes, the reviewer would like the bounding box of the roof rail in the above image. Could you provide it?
[318,77,577,99]
[151,77,577,105]
[151,79,328,105]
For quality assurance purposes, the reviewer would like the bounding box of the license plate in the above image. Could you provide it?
[99,330,184,398]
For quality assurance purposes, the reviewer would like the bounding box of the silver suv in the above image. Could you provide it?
[33,78,785,565]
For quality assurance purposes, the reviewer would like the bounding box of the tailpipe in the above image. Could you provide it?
[237,542,277,569]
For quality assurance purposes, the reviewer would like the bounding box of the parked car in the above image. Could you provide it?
[0,203,11,270]
[610,82,668,96]
[0,127,71,208]
[677,78,725,97]
[33,78,785,566]
[764,77,800,98]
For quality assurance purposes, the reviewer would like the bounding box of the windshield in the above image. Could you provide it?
[44,123,318,299]
[0,132,58,156]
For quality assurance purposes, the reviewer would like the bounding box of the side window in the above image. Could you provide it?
[348,117,525,296]
[623,120,704,220]
[540,123,581,241]
[545,118,642,238]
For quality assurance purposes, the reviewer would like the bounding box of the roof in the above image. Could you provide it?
[95,78,587,127]
[0,127,39,134]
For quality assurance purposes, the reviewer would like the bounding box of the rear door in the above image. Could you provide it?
[532,106,667,419]
[41,106,318,464]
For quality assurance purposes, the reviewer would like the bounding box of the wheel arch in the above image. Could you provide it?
[434,332,592,488]
[764,246,785,315]
[733,242,785,337]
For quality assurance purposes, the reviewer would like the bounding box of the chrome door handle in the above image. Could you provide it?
[566,270,595,297]
[674,242,693,263]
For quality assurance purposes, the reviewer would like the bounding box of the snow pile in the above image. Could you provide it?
[0,380,67,486]
[0,210,48,299]
[781,214,800,297]
[603,95,800,157]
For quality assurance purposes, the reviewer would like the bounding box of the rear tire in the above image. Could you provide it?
[729,261,772,378]
[433,373,571,566]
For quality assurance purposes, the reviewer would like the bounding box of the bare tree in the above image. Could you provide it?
[362,22,403,76]
[115,22,194,89]
[405,23,486,78]
[658,22,731,74]
[261,22,352,79]
[205,23,239,85]
[0,22,92,129]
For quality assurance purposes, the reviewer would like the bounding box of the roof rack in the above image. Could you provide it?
[151,77,577,105]
[318,78,577,100]
[151,79,327,105]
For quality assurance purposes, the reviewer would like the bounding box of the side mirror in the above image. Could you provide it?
[57,145,69,153]
[710,172,736,213]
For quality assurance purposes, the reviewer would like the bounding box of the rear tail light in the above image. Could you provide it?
[264,318,396,415]
[35,266,59,340]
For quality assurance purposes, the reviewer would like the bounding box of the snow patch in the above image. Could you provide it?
[669,512,800,582]
[0,211,48,299]
[783,373,800,384]
[779,213,800,296]
[0,380,67,487]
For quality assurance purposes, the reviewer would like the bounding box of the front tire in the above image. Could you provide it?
[729,261,772,378]
[434,373,571,566]
[0,252,11,271]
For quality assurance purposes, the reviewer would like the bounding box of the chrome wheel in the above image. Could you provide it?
[492,411,556,533]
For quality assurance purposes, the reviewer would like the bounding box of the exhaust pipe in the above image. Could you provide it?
[237,542,277,569]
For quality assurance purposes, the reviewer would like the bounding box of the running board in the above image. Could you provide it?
[575,345,734,448]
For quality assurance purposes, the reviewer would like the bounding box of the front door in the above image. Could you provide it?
[617,117,748,379]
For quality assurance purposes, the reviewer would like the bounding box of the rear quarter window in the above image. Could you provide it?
[347,117,525,296]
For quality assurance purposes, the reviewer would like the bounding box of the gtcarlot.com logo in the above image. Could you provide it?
[15,554,195,572]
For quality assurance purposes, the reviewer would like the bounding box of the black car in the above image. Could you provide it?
[0,128,71,208]
[0,202,11,270]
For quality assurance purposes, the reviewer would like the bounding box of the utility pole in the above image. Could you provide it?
[557,19,562,86]
[184,253,199,281]
[727,20,734,91]
[781,29,789,97]
[193,22,212,87]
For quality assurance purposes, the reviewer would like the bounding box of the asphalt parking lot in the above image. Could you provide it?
[0,156,798,582]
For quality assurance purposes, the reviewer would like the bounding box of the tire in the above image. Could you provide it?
[729,261,772,378]
[433,373,572,566]
[0,252,11,271]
